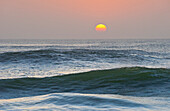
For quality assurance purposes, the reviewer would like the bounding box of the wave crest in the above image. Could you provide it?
[0,67,169,99]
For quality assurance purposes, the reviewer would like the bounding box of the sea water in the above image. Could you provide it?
[0,39,169,111]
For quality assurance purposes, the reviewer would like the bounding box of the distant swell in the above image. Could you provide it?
[0,49,165,63]
[0,67,169,99]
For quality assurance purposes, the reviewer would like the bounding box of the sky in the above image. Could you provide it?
[0,0,170,39]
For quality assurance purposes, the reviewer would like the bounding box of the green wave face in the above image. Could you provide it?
[0,67,169,99]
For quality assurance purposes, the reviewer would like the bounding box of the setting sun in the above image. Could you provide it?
[0,0,169,110]
[96,24,107,32]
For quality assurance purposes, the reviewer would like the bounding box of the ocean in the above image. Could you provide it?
[0,39,169,111]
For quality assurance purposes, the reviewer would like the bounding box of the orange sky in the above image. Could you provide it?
[0,0,170,39]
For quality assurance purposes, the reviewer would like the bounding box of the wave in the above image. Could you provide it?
[0,49,167,63]
[0,93,151,110]
[1,93,170,111]
[0,67,169,99]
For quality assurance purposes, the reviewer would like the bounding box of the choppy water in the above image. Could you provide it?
[0,39,169,111]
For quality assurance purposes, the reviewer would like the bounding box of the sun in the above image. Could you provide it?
[96,24,107,32]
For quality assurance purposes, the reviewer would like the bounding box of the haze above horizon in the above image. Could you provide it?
[0,0,170,39]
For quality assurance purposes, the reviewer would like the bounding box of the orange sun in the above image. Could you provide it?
[96,24,107,32]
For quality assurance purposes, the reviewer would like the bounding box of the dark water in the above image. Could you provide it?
[0,39,169,111]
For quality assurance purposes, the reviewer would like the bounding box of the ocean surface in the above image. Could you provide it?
[0,39,169,111]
